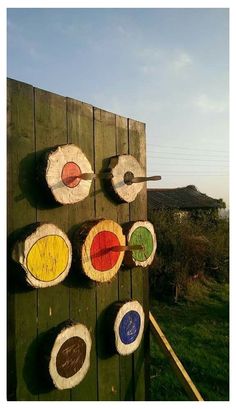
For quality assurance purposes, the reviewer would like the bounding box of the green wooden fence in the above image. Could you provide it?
[7,78,149,401]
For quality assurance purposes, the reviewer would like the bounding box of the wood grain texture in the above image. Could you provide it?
[67,98,98,401]
[7,79,38,400]
[109,154,145,203]
[12,223,72,287]
[76,219,125,282]
[7,79,148,401]
[115,115,134,400]
[94,108,120,401]
[49,322,92,390]
[114,300,144,356]
[35,87,70,401]
[129,119,149,401]
[124,221,157,268]
[45,143,93,204]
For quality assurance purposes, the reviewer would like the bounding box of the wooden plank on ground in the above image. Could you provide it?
[115,115,134,400]
[149,311,204,401]
[94,108,120,401]
[129,119,149,401]
[66,97,97,401]
[7,79,38,400]
[34,88,70,401]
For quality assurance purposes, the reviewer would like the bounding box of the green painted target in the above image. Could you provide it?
[130,227,153,262]
[124,221,157,268]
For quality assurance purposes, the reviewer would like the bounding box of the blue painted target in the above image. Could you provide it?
[114,300,144,355]
[119,310,141,345]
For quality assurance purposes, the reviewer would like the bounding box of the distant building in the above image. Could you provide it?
[148,185,225,220]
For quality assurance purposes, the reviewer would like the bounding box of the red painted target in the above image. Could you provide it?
[90,231,120,271]
[73,219,126,283]
[45,144,94,205]
[61,162,82,188]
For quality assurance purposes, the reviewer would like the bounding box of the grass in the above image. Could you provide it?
[149,277,229,401]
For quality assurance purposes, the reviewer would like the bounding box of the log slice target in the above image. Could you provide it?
[73,219,126,283]
[49,322,92,390]
[45,144,94,205]
[107,154,145,203]
[12,223,72,288]
[114,300,145,355]
[123,221,157,268]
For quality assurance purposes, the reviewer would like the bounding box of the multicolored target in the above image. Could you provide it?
[12,223,72,288]
[45,144,94,205]
[49,321,92,390]
[107,154,145,203]
[114,300,145,355]
[123,221,157,268]
[73,219,126,283]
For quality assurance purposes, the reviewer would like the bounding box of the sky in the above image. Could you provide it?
[7,7,229,206]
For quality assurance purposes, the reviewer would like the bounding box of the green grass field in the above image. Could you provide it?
[150,278,229,401]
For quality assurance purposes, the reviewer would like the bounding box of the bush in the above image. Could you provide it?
[149,209,229,300]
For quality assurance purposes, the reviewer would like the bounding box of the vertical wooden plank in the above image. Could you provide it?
[94,108,120,401]
[66,98,97,401]
[129,119,149,401]
[34,88,70,401]
[7,79,38,400]
[7,79,149,401]
[115,115,134,400]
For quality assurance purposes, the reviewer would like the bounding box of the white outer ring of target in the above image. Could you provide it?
[111,155,145,203]
[49,323,92,390]
[46,144,93,204]
[114,300,145,355]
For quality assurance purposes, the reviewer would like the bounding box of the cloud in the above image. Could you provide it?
[135,47,193,76]
[135,46,162,61]
[134,47,162,76]
[194,93,227,114]
[170,51,193,71]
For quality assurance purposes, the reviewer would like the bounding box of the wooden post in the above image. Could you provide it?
[149,312,204,401]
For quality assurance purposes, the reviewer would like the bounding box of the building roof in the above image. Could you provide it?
[147,185,224,211]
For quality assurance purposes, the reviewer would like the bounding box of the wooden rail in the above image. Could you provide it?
[149,311,204,401]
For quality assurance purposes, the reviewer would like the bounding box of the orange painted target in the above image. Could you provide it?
[45,144,94,205]
[73,219,126,283]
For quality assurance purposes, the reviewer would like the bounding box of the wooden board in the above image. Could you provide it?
[7,79,38,401]
[94,108,120,401]
[129,119,149,400]
[67,97,97,401]
[7,79,149,401]
[116,115,134,400]
[34,87,70,401]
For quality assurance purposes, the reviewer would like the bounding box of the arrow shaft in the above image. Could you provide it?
[111,245,144,252]
[131,175,162,183]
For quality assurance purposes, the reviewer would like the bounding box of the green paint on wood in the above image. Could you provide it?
[130,227,153,262]
[35,88,70,401]
[94,108,120,401]
[7,79,38,400]
[116,115,134,401]
[67,97,98,401]
[129,119,149,401]
[7,79,148,401]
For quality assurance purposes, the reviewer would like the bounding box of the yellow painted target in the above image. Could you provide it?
[12,223,72,288]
